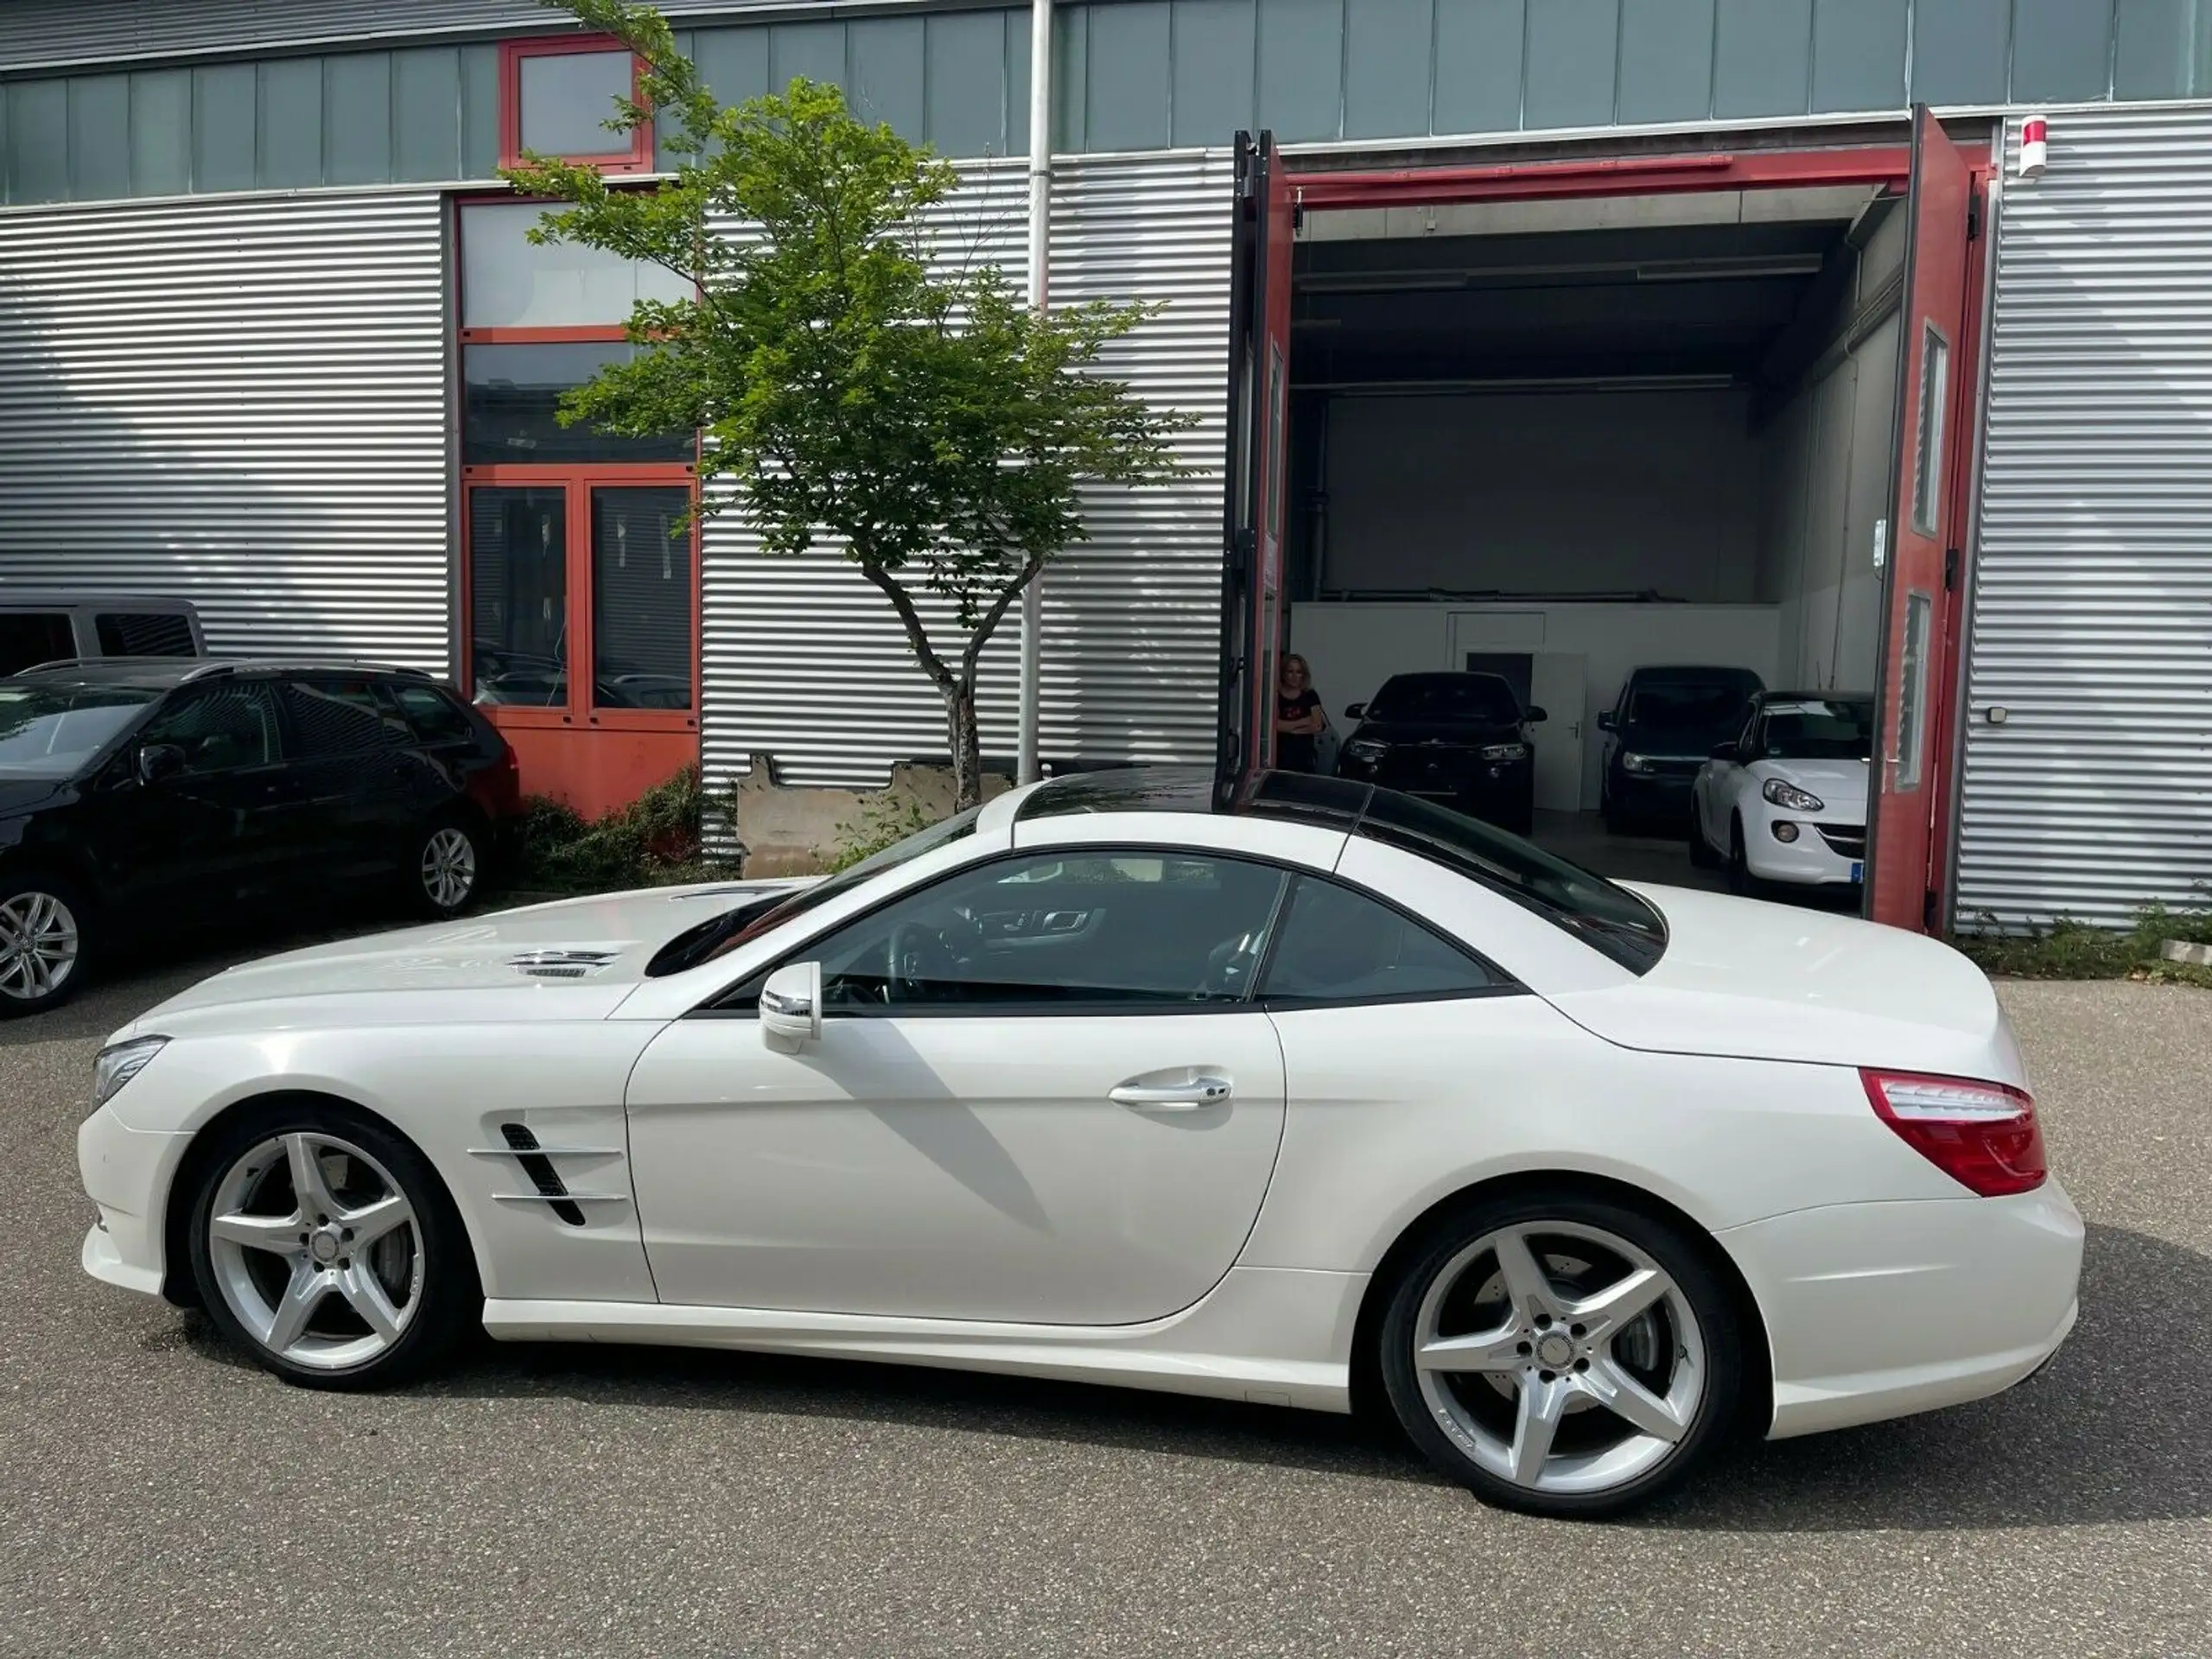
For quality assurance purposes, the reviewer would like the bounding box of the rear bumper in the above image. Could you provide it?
[1720,1179,2084,1440]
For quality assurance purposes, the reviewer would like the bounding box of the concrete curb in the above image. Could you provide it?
[2158,938,2212,966]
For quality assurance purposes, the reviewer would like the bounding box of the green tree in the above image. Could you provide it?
[505,0,1189,809]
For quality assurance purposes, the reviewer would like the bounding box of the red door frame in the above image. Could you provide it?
[1273,136,1992,933]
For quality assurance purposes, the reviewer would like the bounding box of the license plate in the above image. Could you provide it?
[1850,861,1864,883]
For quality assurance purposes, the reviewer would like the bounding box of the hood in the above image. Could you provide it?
[132,879,810,1027]
[0,777,70,819]
[1615,727,1734,762]
[1751,757,1871,810]
[1351,715,1525,745]
[1544,884,2022,1084]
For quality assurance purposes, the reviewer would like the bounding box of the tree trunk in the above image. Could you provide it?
[942,676,984,810]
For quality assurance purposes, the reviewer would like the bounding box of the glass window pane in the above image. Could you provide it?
[282,677,410,757]
[140,683,280,774]
[1259,875,1502,1003]
[1895,592,1933,791]
[1912,322,1950,538]
[0,613,78,675]
[460,200,693,328]
[391,683,478,745]
[592,487,694,712]
[94,613,195,656]
[469,487,569,709]
[462,342,694,465]
[809,852,1289,1011]
[518,49,633,156]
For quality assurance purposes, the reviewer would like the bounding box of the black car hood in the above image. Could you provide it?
[1352,716,1525,744]
[1614,727,1732,759]
[0,778,69,817]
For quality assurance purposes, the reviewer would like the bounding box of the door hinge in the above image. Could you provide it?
[1944,546,1961,590]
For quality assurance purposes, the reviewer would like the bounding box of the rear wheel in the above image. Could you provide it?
[1378,1191,1742,1518]
[0,872,92,1016]
[410,817,482,918]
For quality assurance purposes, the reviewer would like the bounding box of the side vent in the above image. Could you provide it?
[499,1122,587,1226]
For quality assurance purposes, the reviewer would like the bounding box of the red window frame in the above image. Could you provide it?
[499,34,655,176]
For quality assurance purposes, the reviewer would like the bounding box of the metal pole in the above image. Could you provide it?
[1014,0,1052,785]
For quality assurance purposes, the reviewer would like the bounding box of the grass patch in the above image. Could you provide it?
[1950,904,2212,987]
[516,766,743,894]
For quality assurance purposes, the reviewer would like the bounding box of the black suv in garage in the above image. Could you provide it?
[1333,671,1544,834]
[0,658,523,1014]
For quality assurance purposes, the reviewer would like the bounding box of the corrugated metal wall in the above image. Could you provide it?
[700,148,1233,786]
[1960,108,2212,927]
[0,192,453,666]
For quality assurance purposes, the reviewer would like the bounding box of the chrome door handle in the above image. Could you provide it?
[1110,1075,1233,1113]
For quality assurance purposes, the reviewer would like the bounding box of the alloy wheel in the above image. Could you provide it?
[421,827,477,912]
[1410,1221,1706,1497]
[0,889,79,1002]
[205,1131,424,1370]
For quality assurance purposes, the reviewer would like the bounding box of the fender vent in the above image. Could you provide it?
[499,1122,586,1226]
[509,949,620,980]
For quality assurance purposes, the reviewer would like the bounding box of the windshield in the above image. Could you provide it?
[1368,674,1520,724]
[1624,679,1757,745]
[1760,699,1874,760]
[648,804,984,976]
[0,683,157,777]
[1355,789,1667,974]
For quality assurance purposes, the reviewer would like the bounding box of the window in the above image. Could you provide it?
[1894,594,1933,790]
[1259,876,1504,1004]
[140,683,280,774]
[1911,322,1950,539]
[281,677,410,757]
[391,683,477,746]
[799,851,1289,1013]
[499,39,650,174]
[592,486,693,709]
[460,201,693,331]
[0,683,159,778]
[469,487,569,708]
[1367,674,1522,723]
[93,612,195,657]
[463,343,694,465]
[0,613,77,677]
[1758,698,1875,761]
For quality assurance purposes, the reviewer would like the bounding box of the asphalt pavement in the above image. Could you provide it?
[2,939,2208,1658]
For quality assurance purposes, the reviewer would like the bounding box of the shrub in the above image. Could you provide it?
[819,795,940,874]
[518,766,744,893]
[1950,900,2212,986]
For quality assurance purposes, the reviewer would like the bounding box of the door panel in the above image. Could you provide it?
[110,683,303,909]
[1866,108,1974,931]
[625,1012,1287,1323]
[1529,652,1586,812]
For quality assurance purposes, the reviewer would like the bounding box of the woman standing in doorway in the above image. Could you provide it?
[1274,654,1330,772]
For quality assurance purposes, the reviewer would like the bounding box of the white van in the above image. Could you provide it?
[0,594,205,677]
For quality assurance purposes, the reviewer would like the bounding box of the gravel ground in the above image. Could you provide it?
[1,950,2206,1658]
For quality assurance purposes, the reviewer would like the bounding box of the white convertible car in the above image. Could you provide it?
[79,767,2079,1517]
[1692,691,1876,894]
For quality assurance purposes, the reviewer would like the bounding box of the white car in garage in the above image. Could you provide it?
[1692,692,1875,894]
[78,767,2077,1519]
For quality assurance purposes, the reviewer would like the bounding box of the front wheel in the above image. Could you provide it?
[1688,810,1722,869]
[1378,1192,1743,1518]
[410,817,483,918]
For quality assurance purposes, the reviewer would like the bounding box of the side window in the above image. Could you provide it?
[139,683,281,775]
[391,682,478,746]
[1738,706,1761,759]
[1258,875,1504,1005]
[805,851,1290,1014]
[0,613,76,676]
[94,612,196,657]
[282,677,410,757]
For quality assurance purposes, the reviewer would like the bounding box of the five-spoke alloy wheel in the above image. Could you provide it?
[188,1106,476,1389]
[1381,1192,1741,1517]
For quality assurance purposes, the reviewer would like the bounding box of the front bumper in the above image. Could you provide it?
[1743,814,1866,887]
[1344,754,1533,821]
[1721,1179,2084,1440]
[78,1103,191,1300]
[1607,770,1697,821]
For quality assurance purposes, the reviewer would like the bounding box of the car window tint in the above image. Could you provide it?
[93,612,195,657]
[1260,875,1503,1003]
[283,677,410,757]
[139,683,281,773]
[0,613,76,676]
[391,682,477,745]
[807,851,1289,1012]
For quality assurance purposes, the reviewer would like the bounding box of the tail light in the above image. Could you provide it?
[1860,1069,2046,1197]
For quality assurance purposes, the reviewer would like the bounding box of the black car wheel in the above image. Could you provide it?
[0,871,93,1016]
[1688,810,1723,868]
[1727,817,1755,896]
[410,817,483,918]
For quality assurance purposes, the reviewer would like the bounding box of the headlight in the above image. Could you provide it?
[1481,742,1529,761]
[92,1036,168,1111]
[1621,751,1654,773]
[1763,779,1826,813]
[1344,739,1388,763]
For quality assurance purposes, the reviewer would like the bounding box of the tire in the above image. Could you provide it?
[1378,1189,1744,1520]
[1727,817,1754,897]
[1688,813,1722,869]
[185,1101,479,1390]
[0,870,94,1017]
[410,816,484,918]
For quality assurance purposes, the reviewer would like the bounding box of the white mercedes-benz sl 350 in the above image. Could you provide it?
[79,766,2079,1516]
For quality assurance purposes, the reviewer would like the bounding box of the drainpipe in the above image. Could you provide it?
[1014,0,1052,785]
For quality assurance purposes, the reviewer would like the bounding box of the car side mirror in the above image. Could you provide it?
[1709,742,1738,762]
[1595,711,1616,733]
[760,960,823,1052]
[137,743,185,785]
[1344,702,1365,720]
[1524,705,1548,723]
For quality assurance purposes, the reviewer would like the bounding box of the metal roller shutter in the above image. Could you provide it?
[1961,108,2212,928]
[0,192,452,669]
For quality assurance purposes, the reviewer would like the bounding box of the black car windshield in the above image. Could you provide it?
[1355,790,1667,974]
[1624,678,1757,745]
[647,804,984,976]
[0,683,158,777]
[1760,699,1874,760]
[1367,674,1520,723]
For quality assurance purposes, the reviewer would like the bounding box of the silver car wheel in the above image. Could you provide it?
[0,889,79,1001]
[1412,1221,1707,1497]
[421,827,477,911]
[206,1131,424,1371]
